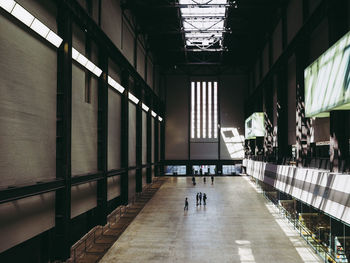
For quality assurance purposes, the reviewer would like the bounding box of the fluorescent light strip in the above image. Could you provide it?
[11,3,34,26]
[158,116,163,122]
[72,47,102,77]
[0,0,16,13]
[0,1,63,48]
[128,92,139,104]
[107,76,124,93]
[142,103,149,112]
[151,111,157,118]
[191,82,195,139]
[208,82,212,138]
[197,82,201,138]
[203,82,206,138]
[214,81,218,138]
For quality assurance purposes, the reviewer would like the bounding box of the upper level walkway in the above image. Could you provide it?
[100,176,322,263]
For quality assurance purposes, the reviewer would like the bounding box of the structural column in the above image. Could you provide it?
[55,3,72,260]
[328,0,349,172]
[121,70,129,204]
[136,83,142,192]
[96,50,108,225]
[146,97,152,183]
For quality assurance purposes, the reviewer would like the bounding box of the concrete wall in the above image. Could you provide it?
[165,75,189,159]
[165,73,247,160]
[129,102,137,166]
[142,112,147,164]
[0,10,57,186]
[108,89,122,170]
[71,182,97,218]
[107,175,121,201]
[0,193,55,253]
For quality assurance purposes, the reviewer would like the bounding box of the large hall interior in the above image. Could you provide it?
[1,0,350,262]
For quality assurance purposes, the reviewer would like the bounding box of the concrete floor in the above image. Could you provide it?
[99,176,322,263]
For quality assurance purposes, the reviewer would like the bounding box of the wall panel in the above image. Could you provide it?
[71,65,98,175]
[272,20,282,64]
[190,143,218,159]
[287,0,303,44]
[147,59,153,88]
[71,182,97,218]
[101,0,122,50]
[165,75,188,159]
[142,111,147,164]
[136,44,145,78]
[262,44,269,77]
[122,22,135,65]
[107,175,121,201]
[108,89,122,170]
[142,168,147,188]
[287,55,296,145]
[0,193,55,253]
[128,169,136,201]
[0,13,57,186]
[129,102,137,166]
[152,117,155,163]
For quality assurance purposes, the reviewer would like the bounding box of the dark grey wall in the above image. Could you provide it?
[165,73,247,160]
[165,75,189,159]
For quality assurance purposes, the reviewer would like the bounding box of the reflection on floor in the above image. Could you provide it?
[100,176,322,263]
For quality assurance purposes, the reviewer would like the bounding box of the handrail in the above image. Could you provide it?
[254,182,337,263]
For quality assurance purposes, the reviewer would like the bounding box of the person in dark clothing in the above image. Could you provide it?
[211,175,214,184]
[203,193,207,205]
[192,176,196,185]
[203,176,206,183]
[199,192,202,205]
[196,193,199,206]
[184,197,188,210]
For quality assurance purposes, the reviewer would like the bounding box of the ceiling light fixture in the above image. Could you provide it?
[1,1,63,48]
[107,76,125,94]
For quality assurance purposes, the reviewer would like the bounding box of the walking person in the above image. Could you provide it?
[203,176,206,183]
[199,192,202,205]
[192,176,196,185]
[211,175,214,184]
[203,193,207,205]
[196,193,199,206]
[184,197,188,210]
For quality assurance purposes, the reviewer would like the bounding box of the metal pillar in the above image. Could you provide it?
[55,3,72,260]
[97,51,108,225]
[136,83,142,192]
[121,70,129,205]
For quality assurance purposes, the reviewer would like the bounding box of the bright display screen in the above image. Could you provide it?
[245,112,265,139]
[305,30,350,117]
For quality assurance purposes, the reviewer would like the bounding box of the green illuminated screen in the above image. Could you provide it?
[245,112,265,139]
[305,30,350,117]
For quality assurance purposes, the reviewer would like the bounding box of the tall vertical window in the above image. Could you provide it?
[214,82,218,138]
[196,82,201,138]
[191,82,195,139]
[208,82,212,138]
[191,81,218,140]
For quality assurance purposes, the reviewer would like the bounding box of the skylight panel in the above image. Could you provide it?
[179,0,228,50]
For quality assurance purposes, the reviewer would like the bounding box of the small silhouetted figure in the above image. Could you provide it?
[203,177,206,183]
[203,193,207,205]
[199,192,202,205]
[196,193,199,206]
[211,175,214,184]
[192,176,196,185]
[184,197,188,210]
[200,168,202,175]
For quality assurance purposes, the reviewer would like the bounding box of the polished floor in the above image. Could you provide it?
[100,176,322,263]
